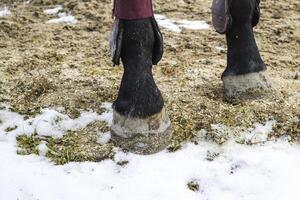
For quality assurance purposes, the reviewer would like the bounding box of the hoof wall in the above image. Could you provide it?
[111,108,172,155]
[222,71,271,99]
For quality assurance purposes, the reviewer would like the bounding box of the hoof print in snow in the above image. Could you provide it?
[111,108,173,155]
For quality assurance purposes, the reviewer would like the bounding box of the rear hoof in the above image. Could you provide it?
[111,107,173,155]
[222,71,271,99]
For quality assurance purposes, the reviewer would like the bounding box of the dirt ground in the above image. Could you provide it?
[0,0,299,162]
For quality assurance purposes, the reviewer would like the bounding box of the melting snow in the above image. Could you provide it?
[0,104,299,200]
[44,5,77,24]
[155,14,181,33]
[155,14,209,33]
[216,46,226,52]
[97,131,111,145]
[46,11,77,24]
[37,141,48,156]
[44,5,63,15]
[0,6,11,17]
[0,103,112,138]
[177,20,210,30]
[242,120,277,144]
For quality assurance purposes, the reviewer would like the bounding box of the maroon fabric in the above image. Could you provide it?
[113,0,154,20]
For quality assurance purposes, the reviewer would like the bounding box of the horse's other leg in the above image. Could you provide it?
[111,19,172,155]
[214,0,271,98]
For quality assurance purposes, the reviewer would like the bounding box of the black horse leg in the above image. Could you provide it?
[213,0,271,98]
[110,19,172,154]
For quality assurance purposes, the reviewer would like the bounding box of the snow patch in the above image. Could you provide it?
[1,137,300,200]
[44,5,63,15]
[44,5,77,25]
[47,12,77,24]
[216,46,225,52]
[97,132,111,145]
[241,120,276,144]
[177,20,210,30]
[155,14,181,33]
[0,6,11,18]
[37,141,48,156]
[0,103,112,138]
[154,14,209,33]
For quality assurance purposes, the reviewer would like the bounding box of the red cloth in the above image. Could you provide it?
[113,0,154,20]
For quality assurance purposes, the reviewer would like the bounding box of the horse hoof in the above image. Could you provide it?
[111,107,173,155]
[222,71,271,99]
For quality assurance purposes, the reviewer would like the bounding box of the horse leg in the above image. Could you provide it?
[110,18,172,155]
[213,0,271,98]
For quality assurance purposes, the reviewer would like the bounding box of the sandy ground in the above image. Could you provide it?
[0,0,299,161]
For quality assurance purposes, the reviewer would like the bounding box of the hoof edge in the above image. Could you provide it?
[222,71,271,98]
[111,108,173,155]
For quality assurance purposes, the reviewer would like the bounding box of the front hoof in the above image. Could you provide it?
[111,108,173,155]
[222,71,271,99]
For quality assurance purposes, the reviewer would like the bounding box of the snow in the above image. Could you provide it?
[0,103,112,138]
[47,12,78,24]
[44,5,63,15]
[241,120,276,144]
[0,104,300,200]
[0,6,11,17]
[97,132,111,145]
[177,20,210,30]
[37,141,48,156]
[155,14,209,33]
[216,46,226,52]
[155,14,181,33]
[44,5,77,24]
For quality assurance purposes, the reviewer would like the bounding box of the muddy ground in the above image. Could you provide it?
[0,0,299,163]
